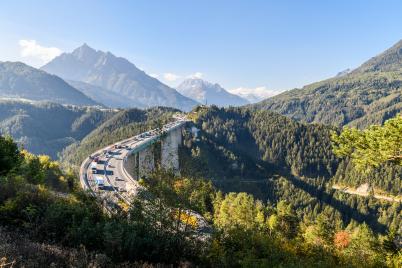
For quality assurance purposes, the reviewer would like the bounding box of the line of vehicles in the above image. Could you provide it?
[88,141,133,191]
[85,117,187,192]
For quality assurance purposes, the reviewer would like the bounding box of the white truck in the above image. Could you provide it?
[94,176,105,189]
[90,162,97,174]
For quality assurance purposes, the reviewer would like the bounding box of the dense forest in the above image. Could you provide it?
[0,135,401,267]
[180,106,401,235]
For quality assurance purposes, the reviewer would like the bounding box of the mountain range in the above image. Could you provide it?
[254,39,402,128]
[0,61,99,106]
[176,78,249,107]
[41,44,198,111]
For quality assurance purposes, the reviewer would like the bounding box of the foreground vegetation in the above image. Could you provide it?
[0,135,401,267]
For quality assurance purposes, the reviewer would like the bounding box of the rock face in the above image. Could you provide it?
[355,183,372,195]
[41,44,198,111]
[0,61,98,106]
[66,80,143,108]
[177,78,249,107]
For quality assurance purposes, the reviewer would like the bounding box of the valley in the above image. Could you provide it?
[0,3,401,266]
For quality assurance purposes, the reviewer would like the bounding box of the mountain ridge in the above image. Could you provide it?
[254,39,402,128]
[0,61,99,106]
[352,39,402,73]
[41,44,198,111]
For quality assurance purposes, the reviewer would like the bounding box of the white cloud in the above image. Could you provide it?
[163,73,181,82]
[228,86,283,103]
[187,72,203,79]
[19,40,62,64]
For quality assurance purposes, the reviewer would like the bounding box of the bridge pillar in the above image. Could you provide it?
[138,146,155,178]
[161,127,181,174]
[124,152,139,180]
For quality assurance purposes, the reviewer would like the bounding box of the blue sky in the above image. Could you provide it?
[0,0,401,98]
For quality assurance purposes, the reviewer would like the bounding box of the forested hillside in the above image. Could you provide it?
[180,106,337,195]
[0,99,114,158]
[180,106,401,234]
[254,40,402,128]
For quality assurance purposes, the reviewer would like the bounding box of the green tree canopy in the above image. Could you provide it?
[331,115,402,171]
[0,135,21,175]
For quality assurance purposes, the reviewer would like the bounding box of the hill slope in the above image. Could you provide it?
[177,78,249,107]
[41,44,198,111]
[0,99,114,157]
[254,40,402,128]
[179,106,401,232]
[0,62,99,106]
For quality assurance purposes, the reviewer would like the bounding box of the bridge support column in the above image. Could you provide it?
[123,154,136,179]
[138,146,155,178]
[161,127,181,174]
[125,152,139,180]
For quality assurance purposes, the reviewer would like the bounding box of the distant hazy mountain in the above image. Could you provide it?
[67,80,144,108]
[41,44,198,111]
[177,78,249,107]
[254,39,402,128]
[0,61,98,106]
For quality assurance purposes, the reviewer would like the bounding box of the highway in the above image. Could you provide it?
[79,116,188,211]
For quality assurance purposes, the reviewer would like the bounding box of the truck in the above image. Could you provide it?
[90,162,97,174]
[94,176,105,189]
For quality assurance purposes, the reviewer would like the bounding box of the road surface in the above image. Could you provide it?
[332,184,401,203]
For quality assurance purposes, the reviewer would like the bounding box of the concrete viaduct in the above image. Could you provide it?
[79,116,188,209]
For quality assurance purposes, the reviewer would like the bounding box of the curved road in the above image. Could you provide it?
[79,116,188,210]
[332,184,402,203]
